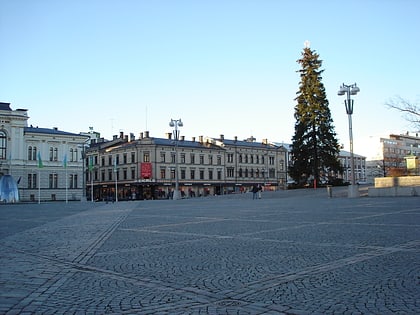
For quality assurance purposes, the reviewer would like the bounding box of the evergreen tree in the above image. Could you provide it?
[289,45,342,186]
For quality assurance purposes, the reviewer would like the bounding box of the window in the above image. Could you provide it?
[239,154,242,163]
[123,154,127,164]
[108,156,112,165]
[181,153,185,164]
[190,169,195,179]
[190,153,195,164]
[171,152,176,163]
[69,174,78,189]
[108,169,113,181]
[28,173,37,188]
[199,170,204,180]
[269,156,275,165]
[101,170,105,181]
[199,155,204,165]
[208,155,213,165]
[101,157,105,166]
[160,152,166,163]
[49,147,58,161]
[49,173,58,188]
[181,169,186,179]
[217,170,222,180]
[208,169,213,180]
[0,131,6,160]
[217,155,222,165]
[245,155,248,163]
[160,168,166,179]
[227,153,233,163]
[123,169,127,180]
[227,167,234,178]
[143,152,150,162]
[131,168,135,179]
[131,152,135,163]
[28,146,37,161]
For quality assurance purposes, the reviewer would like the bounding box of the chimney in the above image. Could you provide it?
[130,133,135,141]
[125,135,128,141]
[145,131,149,138]
[199,136,203,143]
[139,132,143,139]
[234,136,238,142]
[262,139,268,145]
[180,135,185,141]
[113,135,118,140]
[166,133,172,140]
[120,131,124,139]
[220,134,224,141]
[192,136,196,142]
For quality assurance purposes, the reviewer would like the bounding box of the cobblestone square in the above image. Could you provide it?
[1,188,419,314]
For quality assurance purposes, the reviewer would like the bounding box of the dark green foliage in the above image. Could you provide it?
[289,47,342,186]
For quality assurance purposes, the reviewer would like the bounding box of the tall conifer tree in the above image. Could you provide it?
[289,44,342,186]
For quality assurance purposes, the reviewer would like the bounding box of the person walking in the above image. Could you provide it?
[252,185,258,199]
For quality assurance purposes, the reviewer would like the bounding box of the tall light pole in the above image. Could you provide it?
[338,83,360,198]
[169,118,183,200]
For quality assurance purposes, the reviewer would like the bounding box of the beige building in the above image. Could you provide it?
[365,133,420,183]
[85,132,288,200]
[0,103,88,202]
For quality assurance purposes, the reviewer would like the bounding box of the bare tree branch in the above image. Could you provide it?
[385,96,420,129]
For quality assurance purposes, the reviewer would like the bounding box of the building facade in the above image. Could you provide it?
[338,150,367,184]
[0,103,88,202]
[85,132,288,200]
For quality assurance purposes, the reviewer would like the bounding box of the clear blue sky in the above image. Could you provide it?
[1,0,419,158]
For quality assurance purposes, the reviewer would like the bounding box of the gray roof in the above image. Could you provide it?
[24,126,87,138]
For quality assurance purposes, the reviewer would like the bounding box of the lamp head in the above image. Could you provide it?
[350,86,360,95]
[178,119,183,127]
[169,120,175,127]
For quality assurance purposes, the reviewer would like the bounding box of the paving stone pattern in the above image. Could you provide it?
[0,188,419,314]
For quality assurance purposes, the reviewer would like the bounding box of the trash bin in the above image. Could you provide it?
[326,185,332,198]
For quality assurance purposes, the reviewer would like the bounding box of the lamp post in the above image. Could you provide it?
[169,118,183,200]
[338,83,360,198]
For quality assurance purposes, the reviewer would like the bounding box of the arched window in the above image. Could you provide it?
[0,131,6,160]
[32,147,37,160]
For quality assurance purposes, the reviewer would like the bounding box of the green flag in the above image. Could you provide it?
[37,151,43,168]
[88,156,93,171]
[63,154,67,168]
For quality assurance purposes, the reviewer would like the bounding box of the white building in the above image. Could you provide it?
[0,102,88,202]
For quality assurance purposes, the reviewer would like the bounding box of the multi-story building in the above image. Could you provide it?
[338,150,367,184]
[364,132,420,183]
[0,103,88,202]
[85,132,288,200]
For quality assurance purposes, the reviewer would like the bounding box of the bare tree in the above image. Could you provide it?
[385,96,420,130]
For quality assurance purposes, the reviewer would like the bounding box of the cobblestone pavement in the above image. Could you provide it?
[0,188,419,314]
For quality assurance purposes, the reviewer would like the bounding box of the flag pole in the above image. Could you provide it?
[38,169,41,204]
[65,167,68,203]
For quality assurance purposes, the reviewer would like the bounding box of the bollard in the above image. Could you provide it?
[326,185,332,198]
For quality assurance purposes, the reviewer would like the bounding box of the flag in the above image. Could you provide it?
[88,156,93,171]
[63,154,67,168]
[37,151,43,168]
[113,157,117,172]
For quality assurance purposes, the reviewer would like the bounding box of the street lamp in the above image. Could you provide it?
[338,83,360,197]
[169,118,183,200]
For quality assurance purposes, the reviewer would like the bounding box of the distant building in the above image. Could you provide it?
[338,150,367,184]
[0,102,88,202]
[85,132,288,201]
[365,133,420,181]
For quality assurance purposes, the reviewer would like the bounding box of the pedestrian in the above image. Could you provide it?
[258,184,262,199]
[252,185,258,199]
